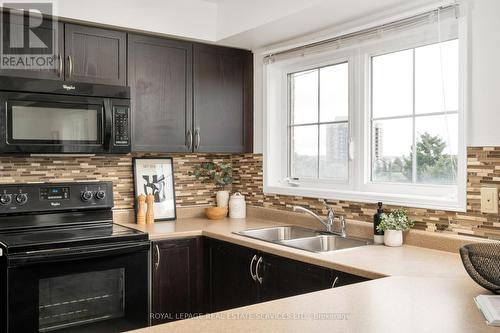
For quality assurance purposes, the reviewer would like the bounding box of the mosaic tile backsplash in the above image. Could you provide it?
[232,148,500,240]
[0,147,499,240]
[0,153,232,210]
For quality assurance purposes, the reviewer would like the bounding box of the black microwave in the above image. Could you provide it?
[0,76,131,154]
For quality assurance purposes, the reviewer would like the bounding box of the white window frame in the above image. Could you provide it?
[263,8,468,212]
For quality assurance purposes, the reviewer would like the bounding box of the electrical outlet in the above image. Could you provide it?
[480,187,498,214]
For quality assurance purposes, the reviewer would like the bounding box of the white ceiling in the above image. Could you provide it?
[211,0,440,49]
[51,0,442,50]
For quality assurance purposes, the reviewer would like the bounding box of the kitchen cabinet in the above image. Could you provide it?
[64,24,126,85]
[0,13,64,80]
[193,44,253,153]
[128,34,193,152]
[151,237,204,325]
[206,238,259,312]
[205,238,369,312]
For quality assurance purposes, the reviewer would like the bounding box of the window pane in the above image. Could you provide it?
[415,39,458,114]
[319,123,348,180]
[372,49,413,118]
[320,63,348,122]
[372,118,413,183]
[290,69,318,124]
[415,114,458,184]
[291,125,318,178]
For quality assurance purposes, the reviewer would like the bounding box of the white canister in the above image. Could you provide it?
[229,192,246,218]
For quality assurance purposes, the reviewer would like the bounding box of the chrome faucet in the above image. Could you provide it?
[293,200,347,237]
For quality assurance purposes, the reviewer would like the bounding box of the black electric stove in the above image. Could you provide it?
[0,182,150,333]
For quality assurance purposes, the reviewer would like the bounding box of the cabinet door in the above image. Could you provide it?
[206,238,259,312]
[0,12,63,80]
[193,44,253,153]
[259,253,332,302]
[64,24,126,85]
[129,34,193,152]
[152,237,204,325]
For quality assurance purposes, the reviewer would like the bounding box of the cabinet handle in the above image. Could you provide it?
[58,54,62,76]
[255,256,263,284]
[186,129,193,150]
[68,55,73,77]
[194,128,200,150]
[249,254,257,281]
[331,276,339,288]
[154,244,160,270]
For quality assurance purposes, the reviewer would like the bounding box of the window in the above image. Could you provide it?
[264,7,466,211]
[289,62,349,181]
[371,40,459,185]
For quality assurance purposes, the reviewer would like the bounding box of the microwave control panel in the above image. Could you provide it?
[113,106,130,146]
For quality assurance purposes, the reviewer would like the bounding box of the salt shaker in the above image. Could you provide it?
[229,192,246,218]
[136,194,146,225]
[146,194,155,224]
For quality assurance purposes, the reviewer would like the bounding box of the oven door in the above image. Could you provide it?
[6,241,150,333]
[0,92,111,154]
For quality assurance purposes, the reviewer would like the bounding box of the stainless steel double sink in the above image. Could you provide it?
[235,226,370,253]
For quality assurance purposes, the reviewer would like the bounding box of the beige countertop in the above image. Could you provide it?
[115,213,496,333]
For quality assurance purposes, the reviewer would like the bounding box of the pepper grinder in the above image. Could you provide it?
[136,194,146,225]
[146,194,155,224]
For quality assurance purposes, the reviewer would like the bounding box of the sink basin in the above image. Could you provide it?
[236,226,319,242]
[235,226,371,253]
[279,235,370,253]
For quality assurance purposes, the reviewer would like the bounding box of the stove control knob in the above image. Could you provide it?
[95,190,106,200]
[81,190,93,201]
[0,194,12,205]
[15,193,28,205]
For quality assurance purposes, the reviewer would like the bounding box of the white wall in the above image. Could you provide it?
[252,0,500,152]
[53,0,218,41]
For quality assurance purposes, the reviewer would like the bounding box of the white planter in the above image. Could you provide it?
[216,190,230,208]
[384,230,403,247]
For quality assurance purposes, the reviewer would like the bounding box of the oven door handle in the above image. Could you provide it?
[7,241,150,266]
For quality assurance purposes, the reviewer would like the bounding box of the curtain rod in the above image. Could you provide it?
[264,3,459,61]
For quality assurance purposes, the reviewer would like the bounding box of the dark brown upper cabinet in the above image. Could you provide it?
[193,44,253,153]
[0,13,64,80]
[64,24,126,85]
[128,34,193,152]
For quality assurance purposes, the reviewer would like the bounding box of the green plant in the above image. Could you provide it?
[188,161,233,190]
[376,208,415,232]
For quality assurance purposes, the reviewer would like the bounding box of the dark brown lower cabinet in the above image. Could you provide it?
[205,238,369,313]
[151,237,369,323]
[151,237,204,325]
[205,238,259,312]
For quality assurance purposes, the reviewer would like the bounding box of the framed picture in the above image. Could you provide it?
[133,157,176,221]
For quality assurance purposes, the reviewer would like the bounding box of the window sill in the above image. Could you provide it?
[263,184,466,212]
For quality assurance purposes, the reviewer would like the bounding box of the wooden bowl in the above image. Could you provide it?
[205,207,228,220]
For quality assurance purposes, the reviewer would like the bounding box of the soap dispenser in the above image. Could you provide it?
[373,202,384,244]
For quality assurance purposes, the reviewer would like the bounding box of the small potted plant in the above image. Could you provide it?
[376,208,414,247]
[188,161,233,208]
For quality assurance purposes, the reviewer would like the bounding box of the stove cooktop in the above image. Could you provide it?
[0,223,147,254]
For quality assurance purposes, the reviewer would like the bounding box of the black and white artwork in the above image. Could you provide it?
[133,157,176,220]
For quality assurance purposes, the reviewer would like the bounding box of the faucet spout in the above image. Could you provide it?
[293,205,333,233]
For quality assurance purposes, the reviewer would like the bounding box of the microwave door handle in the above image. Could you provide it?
[104,102,113,151]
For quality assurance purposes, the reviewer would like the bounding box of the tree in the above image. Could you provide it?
[403,133,457,183]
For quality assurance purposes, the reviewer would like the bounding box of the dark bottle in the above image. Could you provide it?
[373,202,384,244]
